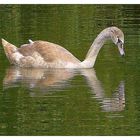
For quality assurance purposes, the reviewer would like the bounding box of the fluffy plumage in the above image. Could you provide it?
[1,26,125,68]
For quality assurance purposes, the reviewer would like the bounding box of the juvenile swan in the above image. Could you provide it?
[1,26,124,68]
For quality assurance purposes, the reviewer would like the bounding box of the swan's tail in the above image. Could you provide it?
[1,39,20,64]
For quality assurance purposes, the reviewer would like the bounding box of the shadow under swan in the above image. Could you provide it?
[3,66,125,112]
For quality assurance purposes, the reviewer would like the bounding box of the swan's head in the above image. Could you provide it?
[109,27,125,56]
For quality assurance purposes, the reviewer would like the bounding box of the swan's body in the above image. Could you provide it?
[1,27,124,68]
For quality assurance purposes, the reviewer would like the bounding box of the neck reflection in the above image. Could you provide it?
[3,66,125,112]
[81,69,125,112]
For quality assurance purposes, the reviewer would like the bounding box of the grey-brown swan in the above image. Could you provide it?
[1,26,124,68]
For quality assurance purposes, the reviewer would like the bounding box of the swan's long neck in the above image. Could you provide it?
[81,28,111,68]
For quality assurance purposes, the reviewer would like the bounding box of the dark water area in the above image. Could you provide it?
[0,5,140,135]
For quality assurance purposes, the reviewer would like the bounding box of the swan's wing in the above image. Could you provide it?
[33,41,80,63]
[18,41,80,63]
[18,44,35,56]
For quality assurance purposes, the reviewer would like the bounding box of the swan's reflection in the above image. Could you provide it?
[3,67,75,94]
[3,66,125,112]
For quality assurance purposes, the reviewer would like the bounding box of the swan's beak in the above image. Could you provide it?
[117,44,125,56]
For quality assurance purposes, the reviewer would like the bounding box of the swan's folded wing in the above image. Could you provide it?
[34,41,81,63]
[18,44,36,56]
[18,41,80,63]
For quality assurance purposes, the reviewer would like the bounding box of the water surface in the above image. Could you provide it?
[0,5,140,135]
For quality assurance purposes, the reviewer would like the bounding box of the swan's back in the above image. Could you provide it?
[17,41,81,68]
[19,41,79,62]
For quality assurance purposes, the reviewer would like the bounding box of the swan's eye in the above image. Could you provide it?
[117,38,121,43]
[117,37,123,47]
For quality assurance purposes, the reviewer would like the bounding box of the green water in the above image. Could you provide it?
[0,4,140,136]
